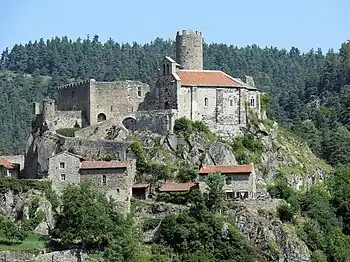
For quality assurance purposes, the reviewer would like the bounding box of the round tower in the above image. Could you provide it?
[176,30,203,70]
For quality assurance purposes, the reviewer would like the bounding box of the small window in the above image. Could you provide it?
[110,105,113,112]
[60,174,66,181]
[102,175,107,185]
[250,95,255,108]
[59,162,65,169]
[166,64,170,74]
[137,86,142,97]
[204,97,208,107]
[163,64,166,75]
[199,175,205,182]
[226,177,232,185]
[230,99,233,106]
[116,188,120,193]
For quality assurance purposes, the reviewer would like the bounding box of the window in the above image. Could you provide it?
[60,174,66,181]
[116,188,120,193]
[102,175,107,185]
[199,175,205,182]
[249,95,255,108]
[226,177,232,185]
[59,162,65,169]
[163,64,166,75]
[110,105,113,112]
[230,99,233,106]
[204,97,208,107]
[137,86,142,97]
[166,64,170,74]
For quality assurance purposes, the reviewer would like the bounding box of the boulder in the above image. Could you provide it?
[208,142,236,165]
[34,198,54,236]
[166,134,178,151]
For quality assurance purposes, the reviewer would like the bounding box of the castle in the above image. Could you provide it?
[34,29,261,138]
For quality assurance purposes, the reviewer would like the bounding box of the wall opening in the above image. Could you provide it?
[204,97,208,107]
[122,117,136,132]
[97,113,107,122]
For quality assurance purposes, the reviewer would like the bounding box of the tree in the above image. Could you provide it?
[204,172,225,213]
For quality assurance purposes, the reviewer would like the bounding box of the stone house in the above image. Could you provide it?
[0,158,20,177]
[79,160,136,213]
[48,152,85,193]
[198,164,256,200]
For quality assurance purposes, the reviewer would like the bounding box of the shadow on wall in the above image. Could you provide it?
[122,117,136,132]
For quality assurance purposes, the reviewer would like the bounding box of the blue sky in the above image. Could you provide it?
[1,0,349,53]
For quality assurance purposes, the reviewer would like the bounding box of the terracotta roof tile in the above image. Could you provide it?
[80,161,129,170]
[199,164,254,175]
[178,70,243,87]
[132,183,150,189]
[159,182,199,192]
[0,159,14,169]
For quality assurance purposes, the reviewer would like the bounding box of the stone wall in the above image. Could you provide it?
[55,111,82,129]
[89,80,149,126]
[80,160,136,213]
[58,136,133,161]
[56,80,91,126]
[136,110,177,134]
[48,152,81,194]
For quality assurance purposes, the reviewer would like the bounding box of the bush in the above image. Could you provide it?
[147,163,172,181]
[156,189,202,205]
[56,127,80,137]
[277,203,295,222]
[0,217,28,242]
[143,218,162,231]
[131,140,148,172]
[177,167,197,182]
[174,117,193,134]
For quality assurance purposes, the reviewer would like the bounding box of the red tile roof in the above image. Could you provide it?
[159,182,199,192]
[80,161,129,170]
[132,183,150,189]
[178,70,243,87]
[199,164,254,175]
[0,159,14,169]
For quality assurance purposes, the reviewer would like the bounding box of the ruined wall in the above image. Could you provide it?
[55,111,82,129]
[58,136,133,161]
[80,161,135,213]
[56,80,91,126]
[136,110,177,134]
[89,80,149,126]
[48,152,81,194]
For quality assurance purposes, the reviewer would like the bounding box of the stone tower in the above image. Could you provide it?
[176,30,203,70]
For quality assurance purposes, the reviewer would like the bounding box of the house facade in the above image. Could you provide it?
[0,159,20,178]
[198,164,256,200]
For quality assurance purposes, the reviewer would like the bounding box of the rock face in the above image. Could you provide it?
[208,141,236,165]
[234,202,311,262]
[24,132,57,179]
[0,189,54,236]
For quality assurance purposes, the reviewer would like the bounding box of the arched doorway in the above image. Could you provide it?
[122,117,136,132]
[97,113,107,122]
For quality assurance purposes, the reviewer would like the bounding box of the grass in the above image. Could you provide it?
[0,234,46,253]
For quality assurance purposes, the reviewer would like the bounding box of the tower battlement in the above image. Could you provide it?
[57,79,95,90]
[176,30,202,36]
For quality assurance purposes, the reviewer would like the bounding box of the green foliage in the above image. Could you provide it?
[143,218,162,232]
[261,93,270,111]
[176,166,197,182]
[277,202,295,222]
[174,117,212,138]
[156,189,203,206]
[204,172,225,212]
[131,140,148,173]
[0,217,28,243]
[147,162,172,181]
[158,211,256,261]
[56,127,80,137]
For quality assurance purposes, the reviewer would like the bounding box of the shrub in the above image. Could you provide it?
[56,127,80,137]
[177,167,197,182]
[174,117,193,134]
[143,218,162,231]
[277,203,295,222]
[131,140,148,172]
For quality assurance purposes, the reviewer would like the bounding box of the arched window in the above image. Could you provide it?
[204,97,208,107]
[166,64,170,74]
[97,113,106,122]
[229,99,233,106]
[249,95,255,108]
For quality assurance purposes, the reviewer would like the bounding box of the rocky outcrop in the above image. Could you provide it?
[24,132,57,179]
[0,189,54,236]
[208,141,236,165]
[233,202,311,262]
